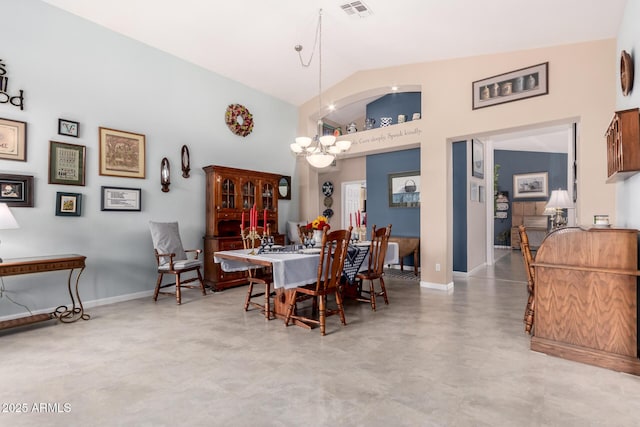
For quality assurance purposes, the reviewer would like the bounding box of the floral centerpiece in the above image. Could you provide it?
[307,215,330,231]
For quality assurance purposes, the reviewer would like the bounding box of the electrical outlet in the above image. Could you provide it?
[435,263,441,272]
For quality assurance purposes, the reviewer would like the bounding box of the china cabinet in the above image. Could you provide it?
[606,108,640,182]
[203,165,284,290]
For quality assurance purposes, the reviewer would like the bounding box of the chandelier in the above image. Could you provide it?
[290,9,351,168]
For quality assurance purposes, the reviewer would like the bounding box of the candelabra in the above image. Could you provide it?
[241,224,271,255]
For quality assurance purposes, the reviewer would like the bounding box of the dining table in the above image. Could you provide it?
[213,242,399,325]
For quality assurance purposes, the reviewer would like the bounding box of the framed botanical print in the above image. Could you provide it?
[56,192,82,216]
[0,117,27,161]
[48,141,86,186]
[98,127,146,179]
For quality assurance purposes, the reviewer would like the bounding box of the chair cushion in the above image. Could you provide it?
[158,259,202,271]
[149,221,187,263]
[287,221,307,244]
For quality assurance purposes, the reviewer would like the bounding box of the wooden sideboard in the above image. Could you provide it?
[388,237,419,275]
[531,227,640,375]
[511,201,548,249]
[203,165,284,290]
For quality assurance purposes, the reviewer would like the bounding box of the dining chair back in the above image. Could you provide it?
[149,221,206,305]
[240,226,274,319]
[285,225,352,335]
[355,224,392,310]
[518,225,535,334]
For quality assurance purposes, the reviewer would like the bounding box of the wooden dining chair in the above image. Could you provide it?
[285,226,352,335]
[149,221,206,305]
[240,226,275,319]
[355,224,392,311]
[518,225,535,334]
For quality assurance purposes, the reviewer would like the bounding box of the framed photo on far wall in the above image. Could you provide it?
[49,141,86,186]
[0,117,27,161]
[513,172,548,198]
[388,171,420,208]
[472,62,549,110]
[56,192,82,216]
[0,173,34,207]
[99,127,146,179]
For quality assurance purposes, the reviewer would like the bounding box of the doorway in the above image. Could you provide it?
[342,181,366,229]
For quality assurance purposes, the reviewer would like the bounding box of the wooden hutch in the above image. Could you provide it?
[203,165,284,290]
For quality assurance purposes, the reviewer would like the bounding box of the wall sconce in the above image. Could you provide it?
[161,157,170,192]
[181,145,190,178]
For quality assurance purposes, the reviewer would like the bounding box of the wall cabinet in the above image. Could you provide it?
[203,165,284,290]
[606,108,640,182]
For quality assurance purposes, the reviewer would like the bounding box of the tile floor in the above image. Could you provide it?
[1,249,639,426]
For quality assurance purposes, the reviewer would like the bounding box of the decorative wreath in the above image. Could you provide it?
[225,103,254,137]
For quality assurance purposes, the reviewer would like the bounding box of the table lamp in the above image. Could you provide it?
[0,203,19,262]
[545,189,573,229]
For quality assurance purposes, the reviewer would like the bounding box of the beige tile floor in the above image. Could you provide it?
[1,249,640,426]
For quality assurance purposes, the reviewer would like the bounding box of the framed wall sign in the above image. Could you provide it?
[58,119,79,137]
[513,172,548,199]
[101,186,141,211]
[56,192,82,216]
[48,141,86,186]
[0,173,34,207]
[0,117,27,161]
[99,127,146,179]
[388,171,420,208]
[472,62,549,110]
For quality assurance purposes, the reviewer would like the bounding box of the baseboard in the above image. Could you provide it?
[0,290,155,323]
[420,280,454,292]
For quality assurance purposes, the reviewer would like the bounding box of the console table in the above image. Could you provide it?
[0,254,89,330]
[388,237,419,275]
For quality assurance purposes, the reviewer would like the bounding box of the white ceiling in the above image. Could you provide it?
[40,0,622,152]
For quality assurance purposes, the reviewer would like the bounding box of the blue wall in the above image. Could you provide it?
[452,141,468,272]
[494,150,568,245]
[366,148,420,265]
[366,92,421,127]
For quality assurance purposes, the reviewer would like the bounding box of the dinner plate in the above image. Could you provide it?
[300,248,321,254]
[269,245,284,249]
[354,241,371,246]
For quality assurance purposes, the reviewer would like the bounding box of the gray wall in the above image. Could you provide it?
[0,0,297,318]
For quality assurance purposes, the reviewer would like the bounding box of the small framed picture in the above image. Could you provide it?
[472,139,484,179]
[56,192,82,216]
[48,141,86,186]
[101,186,141,211]
[99,127,146,179]
[0,173,34,207]
[58,119,79,138]
[0,117,27,161]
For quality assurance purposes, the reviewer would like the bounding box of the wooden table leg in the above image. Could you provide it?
[274,288,311,329]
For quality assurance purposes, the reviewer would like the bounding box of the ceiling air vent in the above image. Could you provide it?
[340,1,373,18]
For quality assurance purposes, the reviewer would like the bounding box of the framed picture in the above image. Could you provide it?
[48,141,86,186]
[0,173,34,207]
[470,182,478,202]
[388,171,420,208]
[472,139,484,178]
[99,127,146,179]
[0,117,27,161]
[58,119,79,138]
[513,172,549,199]
[472,62,549,110]
[56,192,82,216]
[101,186,141,211]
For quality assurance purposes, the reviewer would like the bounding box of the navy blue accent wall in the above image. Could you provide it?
[493,150,568,245]
[452,141,468,272]
[366,148,420,265]
[366,92,421,128]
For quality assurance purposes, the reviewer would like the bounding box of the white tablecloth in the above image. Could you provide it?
[214,242,399,290]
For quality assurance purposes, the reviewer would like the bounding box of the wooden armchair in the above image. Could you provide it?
[355,224,392,311]
[241,226,274,320]
[518,225,535,334]
[285,226,352,335]
[149,221,206,305]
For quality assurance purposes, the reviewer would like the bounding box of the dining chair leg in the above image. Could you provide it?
[379,277,389,305]
[369,280,376,311]
[153,273,163,301]
[244,282,255,311]
[319,295,326,336]
[284,291,296,326]
[264,283,271,320]
[335,290,346,326]
[197,270,206,296]
[175,274,182,305]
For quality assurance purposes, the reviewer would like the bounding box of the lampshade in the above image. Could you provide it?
[0,203,18,229]
[306,152,335,169]
[545,189,573,209]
